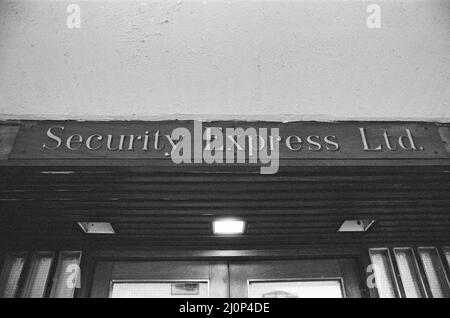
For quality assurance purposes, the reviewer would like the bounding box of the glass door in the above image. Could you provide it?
[90,261,229,298]
[229,259,364,298]
[90,258,365,298]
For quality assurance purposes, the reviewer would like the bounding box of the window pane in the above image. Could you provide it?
[50,251,82,298]
[248,280,343,298]
[0,252,27,298]
[369,249,398,298]
[21,252,54,298]
[444,248,450,268]
[418,247,450,298]
[394,248,426,298]
[111,281,209,298]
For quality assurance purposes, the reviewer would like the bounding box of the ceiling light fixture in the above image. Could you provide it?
[78,222,115,234]
[212,219,246,235]
[338,219,375,232]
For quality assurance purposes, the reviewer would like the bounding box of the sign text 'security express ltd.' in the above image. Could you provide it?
[40,122,425,174]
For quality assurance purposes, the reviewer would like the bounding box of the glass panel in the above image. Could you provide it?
[0,252,27,298]
[393,248,425,298]
[418,247,450,298]
[369,249,398,298]
[444,248,450,268]
[21,252,54,298]
[50,251,82,298]
[111,281,209,298]
[248,280,343,298]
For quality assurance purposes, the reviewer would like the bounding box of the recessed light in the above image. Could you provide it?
[212,219,246,235]
[78,222,115,234]
[41,171,75,175]
[338,219,375,232]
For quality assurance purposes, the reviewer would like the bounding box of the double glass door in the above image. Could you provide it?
[90,259,364,298]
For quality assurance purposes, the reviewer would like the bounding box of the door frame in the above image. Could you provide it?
[78,247,369,298]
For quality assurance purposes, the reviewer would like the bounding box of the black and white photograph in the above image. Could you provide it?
[0,0,449,304]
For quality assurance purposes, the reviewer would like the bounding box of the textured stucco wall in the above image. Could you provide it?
[0,0,449,122]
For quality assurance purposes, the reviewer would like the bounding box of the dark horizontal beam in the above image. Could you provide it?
[1,206,449,217]
[1,191,450,202]
[2,199,450,210]
[1,159,450,167]
[2,173,450,183]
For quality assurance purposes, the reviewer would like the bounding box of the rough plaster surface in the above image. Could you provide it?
[0,0,449,122]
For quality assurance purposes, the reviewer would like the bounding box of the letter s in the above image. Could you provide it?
[307,135,322,151]
[324,135,339,151]
[43,126,64,150]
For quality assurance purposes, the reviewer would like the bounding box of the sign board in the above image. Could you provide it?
[6,121,448,162]
[0,125,20,160]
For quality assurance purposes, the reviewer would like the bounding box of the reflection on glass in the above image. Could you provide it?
[21,252,54,298]
[418,247,450,298]
[369,249,398,298]
[393,248,425,298]
[444,248,450,269]
[50,251,82,298]
[111,281,209,298]
[0,253,27,298]
[248,280,343,298]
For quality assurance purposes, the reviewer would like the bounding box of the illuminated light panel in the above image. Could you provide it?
[212,219,246,235]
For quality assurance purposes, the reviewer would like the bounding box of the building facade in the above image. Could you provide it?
[0,0,450,298]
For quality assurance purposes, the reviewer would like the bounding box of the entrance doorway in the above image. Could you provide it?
[90,259,364,298]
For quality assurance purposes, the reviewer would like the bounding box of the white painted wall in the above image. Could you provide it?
[0,0,449,122]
